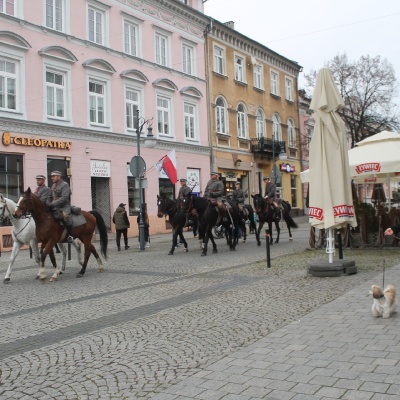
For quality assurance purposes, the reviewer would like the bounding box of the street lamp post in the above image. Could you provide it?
[135,110,156,251]
[271,132,287,191]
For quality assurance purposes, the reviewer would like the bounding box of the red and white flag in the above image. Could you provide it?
[155,149,178,184]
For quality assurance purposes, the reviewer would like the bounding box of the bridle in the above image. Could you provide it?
[158,196,176,218]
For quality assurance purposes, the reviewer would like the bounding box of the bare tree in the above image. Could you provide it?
[304,54,400,147]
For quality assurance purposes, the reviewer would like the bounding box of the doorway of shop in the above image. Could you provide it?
[91,177,111,231]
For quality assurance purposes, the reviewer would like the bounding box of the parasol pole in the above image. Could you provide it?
[326,227,335,263]
[387,175,391,210]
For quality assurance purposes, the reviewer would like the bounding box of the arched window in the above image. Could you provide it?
[237,103,247,138]
[272,113,281,141]
[215,97,227,134]
[288,118,296,147]
[256,109,265,138]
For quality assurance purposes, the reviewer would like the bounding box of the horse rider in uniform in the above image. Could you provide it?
[34,175,51,205]
[232,182,248,221]
[204,171,227,212]
[47,171,74,243]
[178,178,192,226]
[263,176,280,221]
[34,174,61,253]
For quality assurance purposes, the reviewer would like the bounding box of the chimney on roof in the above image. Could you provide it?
[224,21,235,29]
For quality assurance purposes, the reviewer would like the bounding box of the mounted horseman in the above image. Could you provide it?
[34,175,51,204]
[204,171,226,213]
[263,176,281,222]
[232,182,249,222]
[47,170,74,243]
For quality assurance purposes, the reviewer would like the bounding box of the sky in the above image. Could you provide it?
[204,0,400,101]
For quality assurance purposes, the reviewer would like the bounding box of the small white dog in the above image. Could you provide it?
[370,284,396,318]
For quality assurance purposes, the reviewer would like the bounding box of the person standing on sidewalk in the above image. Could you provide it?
[113,203,130,251]
[137,203,150,248]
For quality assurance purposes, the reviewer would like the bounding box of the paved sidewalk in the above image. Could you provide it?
[150,265,400,400]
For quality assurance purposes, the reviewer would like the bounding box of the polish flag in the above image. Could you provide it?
[156,149,178,184]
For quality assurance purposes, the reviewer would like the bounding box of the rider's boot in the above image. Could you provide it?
[65,224,74,243]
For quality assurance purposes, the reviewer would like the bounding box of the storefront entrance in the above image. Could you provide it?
[91,177,111,230]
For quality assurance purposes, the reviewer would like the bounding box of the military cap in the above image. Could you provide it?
[235,182,241,186]
[263,176,270,180]
[36,175,46,180]
[179,178,187,182]
[119,203,126,207]
[50,171,62,176]
[210,171,219,175]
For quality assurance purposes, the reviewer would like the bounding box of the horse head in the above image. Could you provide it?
[157,193,177,218]
[252,194,266,214]
[14,188,38,217]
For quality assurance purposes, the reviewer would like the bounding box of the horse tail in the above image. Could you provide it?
[90,210,108,259]
[286,213,298,229]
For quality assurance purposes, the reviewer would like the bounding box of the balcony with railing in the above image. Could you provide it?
[250,137,286,160]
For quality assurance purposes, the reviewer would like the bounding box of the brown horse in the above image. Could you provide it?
[14,188,108,281]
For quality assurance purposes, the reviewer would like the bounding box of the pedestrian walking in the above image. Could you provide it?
[137,203,150,248]
[113,203,130,251]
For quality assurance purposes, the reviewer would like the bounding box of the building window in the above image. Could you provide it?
[0,58,16,111]
[272,113,281,141]
[256,109,265,138]
[254,64,262,89]
[182,43,194,75]
[237,103,246,139]
[288,118,296,147]
[89,80,105,125]
[46,0,64,31]
[216,97,227,134]
[88,3,105,45]
[127,176,140,215]
[234,55,244,82]
[184,102,196,140]
[124,20,138,56]
[0,154,23,211]
[270,70,279,96]
[285,77,293,101]
[155,32,168,67]
[291,174,297,207]
[125,88,139,131]
[46,70,65,118]
[213,45,225,75]
[0,0,14,15]
[157,95,171,135]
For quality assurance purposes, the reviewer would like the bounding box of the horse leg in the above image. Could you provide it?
[4,241,23,284]
[178,230,188,252]
[169,230,178,255]
[274,220,280,244]
[58,243,67,272]
[201,227,211,256]
[76,242,91,278]
[89,244,103,273]
[38,242,54,282]
[49,248,61,282]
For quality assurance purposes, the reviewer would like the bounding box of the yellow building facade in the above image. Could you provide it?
[205,21,303,211]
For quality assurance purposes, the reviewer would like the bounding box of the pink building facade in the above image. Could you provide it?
[0,0,210,243]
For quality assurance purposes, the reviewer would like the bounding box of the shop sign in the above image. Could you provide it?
[2,131,71,149]
[91,160,111,177]
[280,163,295,173]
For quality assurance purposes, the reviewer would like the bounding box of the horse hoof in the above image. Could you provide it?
[49,277,57,282]
[97,268,104,273]
[76,273,83,278]
[242,240,246,243]
[212,249,218,254]
[35,275,40,280]
[184,248,188,252]
[58,271,63,275]
[257,242,261,246]
[289,238,293,241]
[201,252,207,256]
[3,278,10,284]
[168,251,174,255]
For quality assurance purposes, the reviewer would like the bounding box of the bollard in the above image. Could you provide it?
[30,246,33,259]
[265,229,271,268]
[337,231,343,259]
[68,242,71,260]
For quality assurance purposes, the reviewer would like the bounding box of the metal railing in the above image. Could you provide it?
[250,137,286,159]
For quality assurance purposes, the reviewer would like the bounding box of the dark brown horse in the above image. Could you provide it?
[14,188,108,281]
[252,194,298,245]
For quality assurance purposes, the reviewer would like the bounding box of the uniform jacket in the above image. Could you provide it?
[264,182,276,198]
[204,179,224,200]
[34,185,51,204]
[232,188,245,204]
[178,185,191,199]
[113,206,130,230]
[47,179,71,213]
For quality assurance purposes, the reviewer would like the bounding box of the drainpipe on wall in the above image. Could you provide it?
[204,20,215,171]
[296,69,306,215]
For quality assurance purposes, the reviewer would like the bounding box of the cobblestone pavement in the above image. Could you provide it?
[0,217,399,399]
